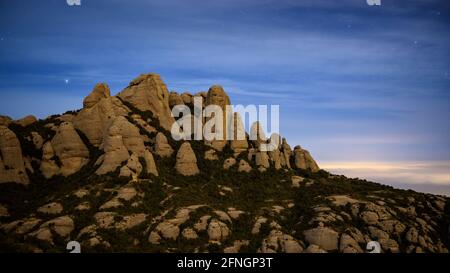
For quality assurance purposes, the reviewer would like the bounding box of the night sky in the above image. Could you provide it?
[1,0,450,194]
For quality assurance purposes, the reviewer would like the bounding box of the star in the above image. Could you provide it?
[65,79,70,84]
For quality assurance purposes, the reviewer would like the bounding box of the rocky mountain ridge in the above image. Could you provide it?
[0,73,449,253]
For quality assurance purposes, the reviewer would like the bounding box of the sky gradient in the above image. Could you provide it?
[1,0,450,195]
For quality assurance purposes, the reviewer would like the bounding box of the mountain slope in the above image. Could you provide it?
[0,73,449,253]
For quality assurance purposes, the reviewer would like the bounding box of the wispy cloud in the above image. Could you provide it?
[321,161,450,195]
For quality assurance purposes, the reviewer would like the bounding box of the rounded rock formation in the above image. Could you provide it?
[83,83,111,108]
[175,142,199,176]
[118,73,175,131]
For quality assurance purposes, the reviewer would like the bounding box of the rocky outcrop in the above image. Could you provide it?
[181,92,192,104]
[0,116,12,127]
[255,151,270,172]
[268,149,282,170]
[0,126,29,184]
[96,116,145,175]
[37,202,63,215]
[207,219,230,242]
[119,153,142,180]
[238,159,252,173]
[73,95,130,146]
[175,142,199,176]
[259,230,303,253]
[30,132,44,150]
[281,138,292,169]
[293,145,319,172]
[169,92,184,108]
[303,226,339,251]
[50,122,90,176]
[14,115,37,127]
[143,149,158,176]
[40,142,60,179]
[154,132,173,158]
[83,83,111,108]
[204,85,231,151]
[223,157,236,170]
[249,122,266,149]
[204,149,218,161]
[118,73,174,131]
[111,116,145,155]
[230,113,248,155]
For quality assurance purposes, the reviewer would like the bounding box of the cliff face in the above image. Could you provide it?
[0,73,449,253]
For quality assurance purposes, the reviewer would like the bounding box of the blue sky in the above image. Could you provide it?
[1,0,450,193]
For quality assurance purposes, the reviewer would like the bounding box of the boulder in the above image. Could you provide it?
[40,142,60,179]
[360,211,379,225]
[175,142,199,176]
[83,83,110,108]
[339,234,363,253]
[31,216,74,242]
[255,151,270,170]
[406,227,419,244]
[143,149,158,176]
[119,153,143,180]
[194,215,211,232]
[281,138,292,168]
[249,122,267,149]
[182,228,198,240]
[259,230,303,253]
[51,122,90,176]
[268,149,282,170]
[155,221,180,240]
[31,132,44,149]
[230,113,248,154]
[115,213,147,230]
[154,132,173,158]
[293,145,319,172]
[181,92,192,104]
[251,217,268,235]
[303,244,327,253]
[118,73,175,131]
[73,96,130,146]
[96,116,146,175]
[303,227,339,251]
[291,176,304,188]
[238,159,252,173]
[223,157,237,170]
[109,116,146,155]
[0,126,29,184]
[205,149,218,161]
[169,92,184,108]
[204,85,231,151]
[37,202,63,215]
[96,120,130,175]
[207,219,230,242]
